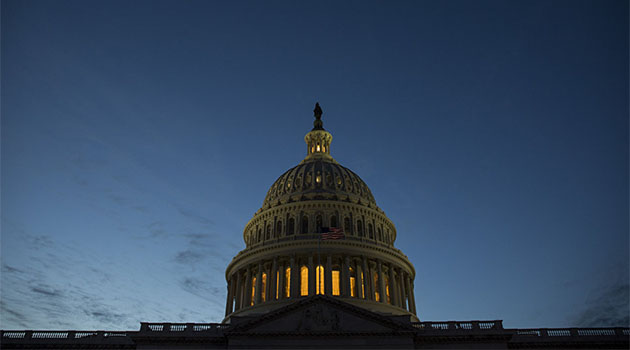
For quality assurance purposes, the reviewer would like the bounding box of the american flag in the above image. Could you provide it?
[321,227,345,240]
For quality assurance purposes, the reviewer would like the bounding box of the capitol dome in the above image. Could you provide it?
[224,103,417,322]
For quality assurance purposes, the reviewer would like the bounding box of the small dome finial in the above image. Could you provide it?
[313,102,324,130]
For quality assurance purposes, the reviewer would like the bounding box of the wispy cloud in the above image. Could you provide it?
[572,283,629,327]
[174,250,205,265]
[176,207,214,226]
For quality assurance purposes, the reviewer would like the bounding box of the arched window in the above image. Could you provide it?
[285,267,291,298]
[344,217,352,234]
[261,272,267,302]
[251,276,256,306]
[316,265,324,295]
[357,221,364,237]
[316,215,323,233]
[385,275,390,304]
[276,221,282,236]
[332,269,341,296]
[287,218,295,235]
[266,225,271,240]
[373,271,380,302]
[301,216,309,234]
[377,227,382,241]
[368,223,374,239]
[300,266,309,296]
[257,229,261,242]
[330,215,338,228]
[349,267,357,298]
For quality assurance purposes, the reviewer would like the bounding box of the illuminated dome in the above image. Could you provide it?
[224,103,417,322]
[262,160,377,211]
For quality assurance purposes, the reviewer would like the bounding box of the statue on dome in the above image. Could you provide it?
[314,102,323,120]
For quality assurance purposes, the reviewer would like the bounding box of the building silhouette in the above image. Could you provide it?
[2,105,628,349]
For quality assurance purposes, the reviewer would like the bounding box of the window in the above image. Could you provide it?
[385,275,390,304]
[357,221,364,237]
[360,271,365,298]
[368,223,374,239]
[276,272,280,300]
[332,270,340,296]
[373,271,380,302]
[266,225,271,240]
[316,265,324,295]
[330,215,338,228]
[276,221,282,236]
[285,267,291,298]
[349,267,356,297]
[301,216,309,234]
[316,215,323,233]
[287,218,295,235]
[300,266,309,296]
[344,217,352,234]
[251,276,256,306]
[377,227,382,241]
[261,272,267,302]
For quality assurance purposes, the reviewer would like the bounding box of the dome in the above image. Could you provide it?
[224,103,417,323]
[262,159,378,211]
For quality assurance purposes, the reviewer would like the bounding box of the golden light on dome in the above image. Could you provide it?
[223,103,417,322]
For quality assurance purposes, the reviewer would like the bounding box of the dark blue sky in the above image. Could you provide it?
[2,0,628,330]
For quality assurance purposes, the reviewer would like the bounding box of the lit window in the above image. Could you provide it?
[285,267,291,298]
[374,272,380,302]
[261,272,267,302]
[385,275,390,304]
[360,272,365,298]
[316,145,321,152]
[316,265,324,294]
[350,276,356,297]
[332,270,340,296]
[316,175,321,183]
[276,272,280,300]
[300,266,309,296]
[251,276,256,306]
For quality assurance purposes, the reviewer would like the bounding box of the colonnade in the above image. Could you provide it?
[225,254,416,317]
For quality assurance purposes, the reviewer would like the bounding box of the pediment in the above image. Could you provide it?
[228,295,413,335]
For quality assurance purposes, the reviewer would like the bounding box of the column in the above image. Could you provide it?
[224,276,233,316]
[343,256,351,297]
[278,261,286,300]
[254,262,262,304]
[290,256,298,298]
[365,257,375,301]
[234,269,243,311]
[244,267,252,307]
[325,255,332,295]
[406,275,416,314]
[270,258,278,301]
[264,263,271,302]
[357,261,365,299]
[308,256,315,296]
[377,260,385,303]
[388,264,398,306]
[398,268,409,310]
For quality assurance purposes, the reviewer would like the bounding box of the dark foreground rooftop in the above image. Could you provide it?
[2,295,628,349]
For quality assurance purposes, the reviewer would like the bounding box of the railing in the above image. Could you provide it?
[412,320,503,330]
[1,331,128,340]
[139,322,229,334]
[514,327,628,337]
